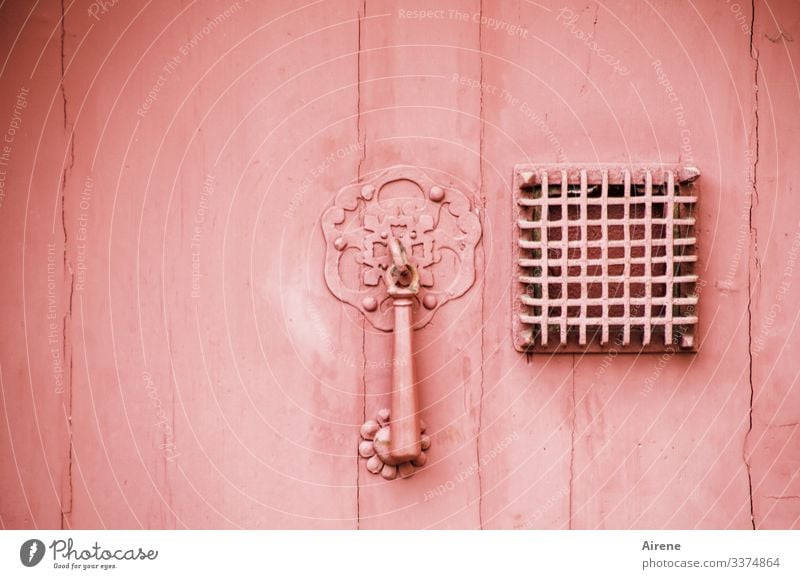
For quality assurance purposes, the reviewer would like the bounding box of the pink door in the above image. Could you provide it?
[1,0,798,529]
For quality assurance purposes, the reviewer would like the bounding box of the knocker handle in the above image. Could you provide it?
[325,169,483,479]
[385,260,421,463]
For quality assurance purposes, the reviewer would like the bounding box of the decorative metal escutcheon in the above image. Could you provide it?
[322,165,482,479]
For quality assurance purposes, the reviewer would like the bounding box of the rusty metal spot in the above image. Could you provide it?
[322,166,482,331]
[513,165,700,353]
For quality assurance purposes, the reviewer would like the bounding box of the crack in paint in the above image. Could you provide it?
[356,0,366,178]
[476,0,485,531]
[743,0,759,531]
[58,0,74,530]
[355,0,365,530]
[357,323,364,530]
[568,354,576,529]
[586,4,599,82]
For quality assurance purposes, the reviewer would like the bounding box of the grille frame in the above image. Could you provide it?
[512,164,700,354]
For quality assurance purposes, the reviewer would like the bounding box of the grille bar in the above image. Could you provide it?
[513,164,700,353]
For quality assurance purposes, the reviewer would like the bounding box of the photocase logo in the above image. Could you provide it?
[20,539,45,567]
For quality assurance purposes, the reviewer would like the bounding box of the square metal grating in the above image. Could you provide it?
[513,165,700,353]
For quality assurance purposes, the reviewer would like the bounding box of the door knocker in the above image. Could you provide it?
[321,166,482,480]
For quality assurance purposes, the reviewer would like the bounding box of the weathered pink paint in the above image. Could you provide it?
[0,0,798,530]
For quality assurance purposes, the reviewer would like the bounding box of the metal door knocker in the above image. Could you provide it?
[321,166,482,480]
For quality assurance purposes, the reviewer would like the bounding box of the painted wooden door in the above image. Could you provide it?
[1,0,798,529]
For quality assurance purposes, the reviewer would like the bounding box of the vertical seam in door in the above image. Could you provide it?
[355,0,366,530]
[568,354,576,530]
[743,0,759,531]
[59,0,75,530]
[476,0,485,531]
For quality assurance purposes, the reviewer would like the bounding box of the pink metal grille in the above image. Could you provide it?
[512,165,700,353]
